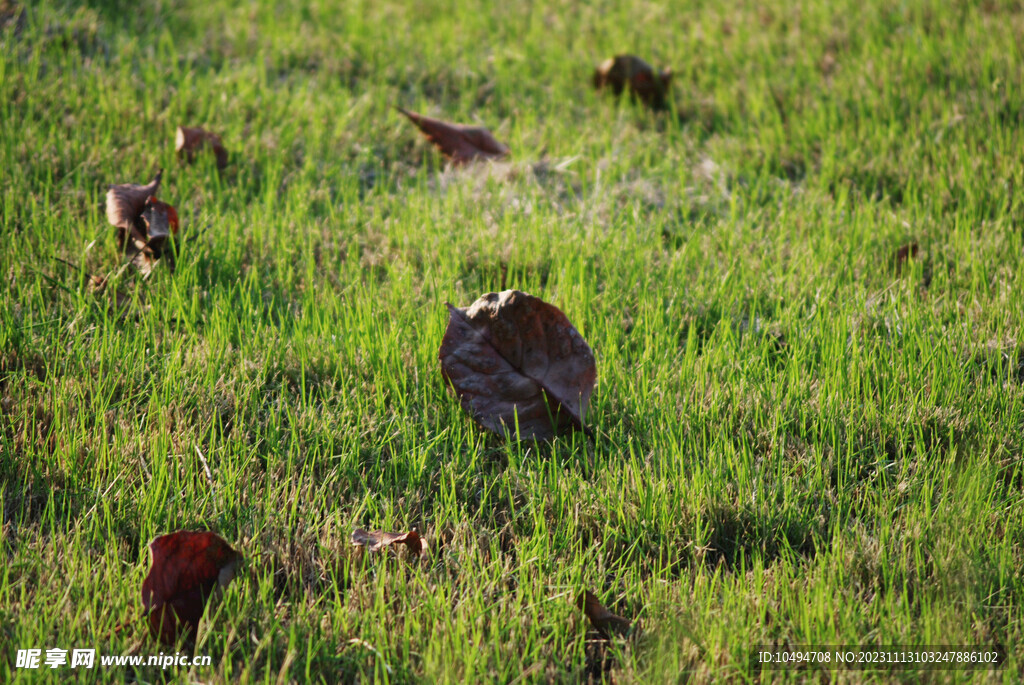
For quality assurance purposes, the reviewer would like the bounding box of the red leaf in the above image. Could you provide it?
[351,528,428,557]
[397,107,509,165]
[141,531,243,645]
[578,590,632,639]
[439,290,596,440]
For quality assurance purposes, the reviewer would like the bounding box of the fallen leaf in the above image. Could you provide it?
[105,169,162,232]
[397,107,509,165]
[123,196,180,275]
[351,528,428,557]
[438,290,596,440]
[894,242,919,272]
[176,126,229,169]
[578,590,632,639]
[593,55,673,110]
[141,530,243,645]
[140,196,180,244]
[105,170,178,272]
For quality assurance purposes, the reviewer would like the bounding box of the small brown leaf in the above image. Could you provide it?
[578,590,632,639]
[351,528,428,556]
[439,290,596,440]
[397,107,509,165]
[894,242,919,272]
[593,55,673,110]
[176,126,229,169]
[141,531,243,645]
[86,273,133,316]
[105,169,162,231]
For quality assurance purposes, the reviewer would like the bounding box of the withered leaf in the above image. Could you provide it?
[140,197,179,245]
[104,170,178,273]
[124,196,180,275]
[593,55,673,110]
[351,528,428,556]
[578,590,632,639]
[141,530,243,645]
[438,290,596,440]
[106,169,162,231]
[894,242,919,273]
[397,107,509,165]
[176,126,229,169]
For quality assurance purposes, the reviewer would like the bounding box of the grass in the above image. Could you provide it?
[2,0,1024,681]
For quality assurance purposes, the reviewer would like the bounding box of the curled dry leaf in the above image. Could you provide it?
[397,107,509,165]
[578,590,632,639]
[104,168,179,274]
[176,126,229,169]
[439,290,596,440]
[127,196,180,275]
[140,197,180,245]
[351,528,428,557]
[106,169,162,231]
[141,531,243,645]
[593,55,673,110]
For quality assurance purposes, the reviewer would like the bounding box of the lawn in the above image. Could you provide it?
[2,0,1023,682]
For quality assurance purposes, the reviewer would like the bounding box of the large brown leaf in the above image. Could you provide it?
[397,107,509,165]
[593,55,673,110]
[578,589,632,639]
[104,170,179,273]
[439,290,596,440]
[105,169,162,231]
[141,530,243,645]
